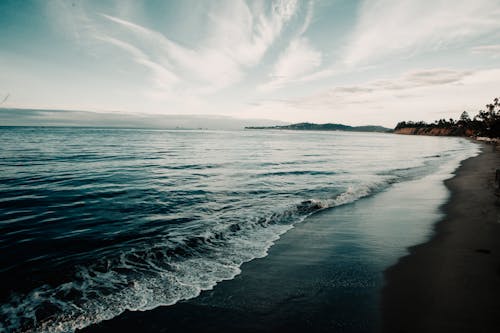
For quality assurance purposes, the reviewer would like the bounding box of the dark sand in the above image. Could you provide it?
[383,144,500,332]
[79,143,499,333]
[80,153,458,333]
[80,206,385,333]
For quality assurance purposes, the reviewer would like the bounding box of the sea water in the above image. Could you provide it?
[0,127,478,332]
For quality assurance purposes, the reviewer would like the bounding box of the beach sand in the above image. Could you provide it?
[78,142,498,333]
[80,206,385,333]
[383,143,500,332]
[80,146,468,333]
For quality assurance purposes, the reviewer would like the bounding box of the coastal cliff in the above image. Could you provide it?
[394,127,474,136]
[394,97,500,138]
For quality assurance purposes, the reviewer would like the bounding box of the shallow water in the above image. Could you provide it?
[0,127,478,332]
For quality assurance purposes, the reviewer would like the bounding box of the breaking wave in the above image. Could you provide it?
[0,182,381,333]
[0,127,479,333]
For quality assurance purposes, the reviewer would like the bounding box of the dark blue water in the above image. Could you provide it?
[0,127,478,332]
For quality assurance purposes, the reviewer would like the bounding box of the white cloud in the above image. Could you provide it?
[372,69,473,90]
[259,1,321,91]
[98,1,299,94]
[94,34,178,91]
[43,1,299,97]
[242,67,499,127]
[261,37,322,91]
[275,38,321,78]
[471,44,500,57]
[20,0,499,124]
[297,68,474,108]
[344,0,500,66]
[102,14,242,91]
[207,0,298,67]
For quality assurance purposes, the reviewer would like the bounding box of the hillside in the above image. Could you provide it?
[245,122,391,133]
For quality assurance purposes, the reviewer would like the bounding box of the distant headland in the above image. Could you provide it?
[245,122,391,133]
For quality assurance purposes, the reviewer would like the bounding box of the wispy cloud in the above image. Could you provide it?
[99,13,235,93]
[207,0,298,67]
[471,44,500,58]
[101,1,300,94]
[45,0,300,96]
[261,37,322,91]
[262,0,500,90]
[298,68,473,107]
[260,1,321,91]
[250,68,475,117]
[94,34,178,91]
[343,0,500,66]
[372,69,473,90]
[242,68,500,126]
[7,0,500,124]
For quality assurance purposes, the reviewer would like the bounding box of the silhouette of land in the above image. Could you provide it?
[245,122,391,132]
[395,97,500,138]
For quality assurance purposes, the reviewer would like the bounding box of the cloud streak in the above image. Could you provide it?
[98,1,299,94]
[260,1,321,91]
[298,68,474,108]
[94,34,178,91]
[207,0,298,67]
[3,0,500,126]
[242,68,500,127]
[44,0,300,97]
[261,37,322,91]
[343,0,500,66]
[471,44,500,58]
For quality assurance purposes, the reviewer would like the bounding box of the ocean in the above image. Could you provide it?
[0,127,479,332]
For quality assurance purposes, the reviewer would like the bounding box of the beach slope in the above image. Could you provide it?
[383,144,500,332]
[80,146,466,333]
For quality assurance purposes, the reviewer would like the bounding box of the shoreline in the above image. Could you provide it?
[382,143,500,332]
[79,139,475,333]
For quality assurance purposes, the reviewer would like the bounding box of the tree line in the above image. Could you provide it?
[395,97,500,138]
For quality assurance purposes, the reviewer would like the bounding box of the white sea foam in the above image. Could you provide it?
[0,129,480,333]
[0,180,388,333]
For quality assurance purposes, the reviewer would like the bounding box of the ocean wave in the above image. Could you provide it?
[0,129,480,333]
[257,170,340,177]
[0,183,381,333]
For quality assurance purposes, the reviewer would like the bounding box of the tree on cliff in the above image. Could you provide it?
[459,111,471,124]
[394,97,500,137]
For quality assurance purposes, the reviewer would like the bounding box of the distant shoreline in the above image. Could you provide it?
[77,134,476,333]
[245,122,392,133]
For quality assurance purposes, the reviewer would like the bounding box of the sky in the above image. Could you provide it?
[1,0,500,127]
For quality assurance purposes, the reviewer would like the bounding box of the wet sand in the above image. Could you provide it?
[383,144,500,332]
[80,206,385,333]
[81,149,462,333]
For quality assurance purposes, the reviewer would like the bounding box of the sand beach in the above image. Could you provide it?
[383,143,500,332]
[78,138,489,333]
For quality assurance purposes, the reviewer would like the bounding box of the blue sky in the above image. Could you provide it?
[1,0,500,127]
